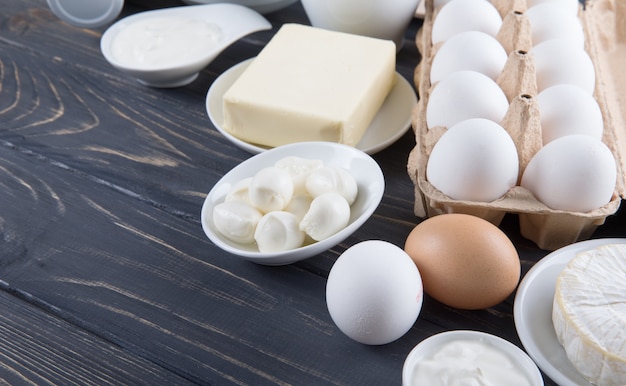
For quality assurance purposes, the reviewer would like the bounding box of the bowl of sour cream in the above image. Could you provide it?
[100,3,271,87]
[403,330,544,386]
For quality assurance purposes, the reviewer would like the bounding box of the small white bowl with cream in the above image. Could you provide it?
[403,330,544,386]
[200,142,385,266]
[100,4,271,87]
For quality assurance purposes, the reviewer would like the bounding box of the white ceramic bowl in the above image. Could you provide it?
[100,4,270,87]
[181,0,298,14]
[200,142,385,265]
[301,0,421,49]
[402,330,544,386]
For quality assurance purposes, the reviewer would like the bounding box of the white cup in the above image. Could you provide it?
[301,0,421,50]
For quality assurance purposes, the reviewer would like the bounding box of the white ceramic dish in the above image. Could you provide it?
[402,330,544,386]
[100,4,271,87]
[181,0,298,14]
[513,238,626,386]
[200,142,385,265]
[206,58,417,155]
[301,0,421,49]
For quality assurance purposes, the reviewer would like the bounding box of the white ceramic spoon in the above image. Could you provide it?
[100,4,271,87]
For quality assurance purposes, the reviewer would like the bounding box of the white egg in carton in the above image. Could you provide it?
[408,0,626,250]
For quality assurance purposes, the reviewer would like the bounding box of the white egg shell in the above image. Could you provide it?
[326,240,423,345]
[526,3,585,47]
[527,0,580,16]
[531,39,596,94]
[254,211,305,253]
[431,0,502,45]
[426,70,509,130]
[521,135,617,212]
[426,118,519,202]
[537,84,604,145]
[430,31,507,83]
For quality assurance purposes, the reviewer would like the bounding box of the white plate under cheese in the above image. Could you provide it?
[553,243,626,385]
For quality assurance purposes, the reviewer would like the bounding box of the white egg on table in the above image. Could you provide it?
[531,39,596,94]
[527,0,580,16]
[431,0,502,45]
[430,30,508,83]
[521,135,617,212]
[526,3,585,47]
[426,118,519,202]
[326,240,423,345]
[426,70,509,130]
[537,84,604,145]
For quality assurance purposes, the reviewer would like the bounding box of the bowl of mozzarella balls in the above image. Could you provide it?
[201,142,385,265]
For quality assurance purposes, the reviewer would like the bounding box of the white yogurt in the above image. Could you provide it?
[411,339,532,386]
[111,16,222,69]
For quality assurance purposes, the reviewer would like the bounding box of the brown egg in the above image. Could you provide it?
[404,213,520,310]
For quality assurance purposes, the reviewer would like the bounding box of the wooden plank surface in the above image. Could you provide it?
[0,0,624,385]
[0,287,194,385]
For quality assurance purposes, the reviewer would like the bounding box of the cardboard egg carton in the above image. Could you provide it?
[408,0,626,250]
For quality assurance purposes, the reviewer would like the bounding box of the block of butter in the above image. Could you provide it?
[222,23,397,148]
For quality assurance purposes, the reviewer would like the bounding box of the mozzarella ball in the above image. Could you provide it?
[305,166,358,205]
[213,200,263,244]
[299,192,350,241]
[248,166,294,213]
[254,211,305,253]
[225,177,252,204]
[274,156,323,194]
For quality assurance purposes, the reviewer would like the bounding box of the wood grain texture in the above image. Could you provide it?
[0,289,194,385]
[0,0,624,385]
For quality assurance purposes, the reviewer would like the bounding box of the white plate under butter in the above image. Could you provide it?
[200,141,385,265]
[513,238,626,386]
[206,58,417,155]
[100,4,271,87]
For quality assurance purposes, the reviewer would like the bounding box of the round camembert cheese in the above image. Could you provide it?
[552,243,626,385]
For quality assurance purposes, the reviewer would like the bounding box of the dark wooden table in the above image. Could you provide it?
[1,0,624,384]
